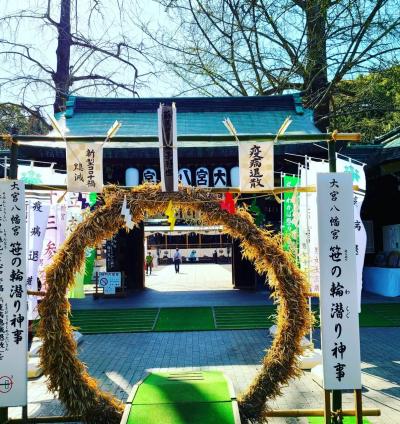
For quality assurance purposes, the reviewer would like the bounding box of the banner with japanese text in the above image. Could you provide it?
[282,175,300,257]
[66,204,85,298]
[66,142,103,193]
[298,159,327,293]
[0,180,27,407]
[26,199,50,320]
[317,172,361,390]
[239,141,274,192]
[337,157,366,311]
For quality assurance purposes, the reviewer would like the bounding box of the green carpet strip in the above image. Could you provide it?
[154,307,215,332]
[70,308,159,334]
[69,303,400,334]
[214,306,275,329]
[125,371,237,424]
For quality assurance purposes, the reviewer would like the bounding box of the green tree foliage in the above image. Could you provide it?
[0,103,47,135]
[333,66,400,143]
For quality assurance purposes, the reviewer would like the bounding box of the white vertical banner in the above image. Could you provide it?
[307,159,329,292]
[317,173,361,390]
[26,200,50,320]
[239,141,274,192]
[337,157,367,312]
[299,159,328,292]
[38,206,58,291]
[66,142,103,193]
[0,180,27,407]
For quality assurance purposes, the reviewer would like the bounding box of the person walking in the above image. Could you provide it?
[173,248,182,273]
[145,251,153,275]
[213,249,218,264]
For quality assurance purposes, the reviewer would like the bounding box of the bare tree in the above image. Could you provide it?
[143,0,400,130]
[0,0,150,123]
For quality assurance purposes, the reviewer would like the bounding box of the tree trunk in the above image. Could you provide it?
[53,0,72,114]
[303,0,329,131]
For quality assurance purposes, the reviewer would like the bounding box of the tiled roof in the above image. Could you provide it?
[59,94,321,137]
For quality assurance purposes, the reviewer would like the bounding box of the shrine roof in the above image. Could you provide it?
[59,94,321,137]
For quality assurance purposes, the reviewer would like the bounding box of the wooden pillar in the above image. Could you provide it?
[231,239,257,289]
[115,223,145,290]
[354,389,363,424]
[324,390,331,424]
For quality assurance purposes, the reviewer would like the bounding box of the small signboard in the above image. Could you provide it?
[66,142,103,193]
[0,180,27,407]
[98,272,121,295]
[317,173,361,390]
[239,141,274,192]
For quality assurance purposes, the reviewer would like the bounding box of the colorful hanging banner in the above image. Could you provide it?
[66,142,103,193]
[282,175,300,256]
[239,141,274,192]
[121,195,134,230]
[165,200,176,231]
[0,180,27,407]
[248,198,264,226]
[66,203,85,298]
[83,248,96,285]
[220,193,236,214]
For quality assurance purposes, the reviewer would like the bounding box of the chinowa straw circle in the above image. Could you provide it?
[38,184,311,423]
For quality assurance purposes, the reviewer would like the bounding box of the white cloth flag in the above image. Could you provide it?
[337,157,367,311]
[26,200,50,320]
[299,159,328,292]
[239,141,274,192]
[66,142,103,193]
[38,205,58,291]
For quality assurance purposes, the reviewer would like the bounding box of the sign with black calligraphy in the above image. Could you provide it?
[0,180,27,407]
[66,142,103,193]
[317,173,361,390]
[196,167,209,187]
[26,199,50,320]
[213,167,227,188]
[143,168,157,184]
[178,168,192,186]
[239,141,274,192]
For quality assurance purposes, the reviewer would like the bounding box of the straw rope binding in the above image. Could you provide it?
[38,184,312,423]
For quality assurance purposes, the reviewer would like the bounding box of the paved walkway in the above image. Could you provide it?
[11,328,400,424]
[71,264,271,310]
[10,328,400,423]
[9,265,400,422]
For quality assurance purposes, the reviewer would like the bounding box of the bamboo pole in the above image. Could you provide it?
[264,408,380,417]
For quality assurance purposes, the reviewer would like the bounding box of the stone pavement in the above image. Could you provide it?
[71,264,272,310]
[9,264,400,422]
[9,327,400,423]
